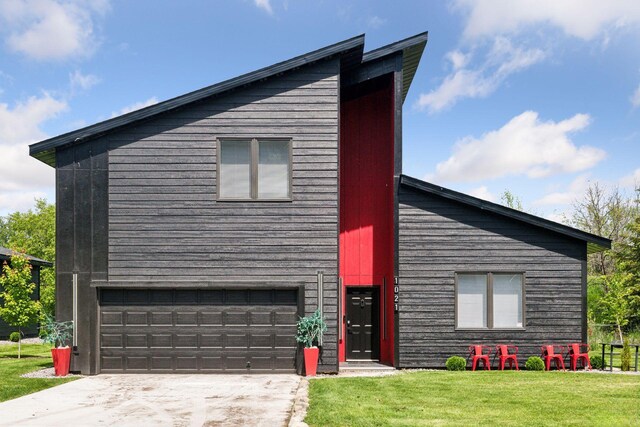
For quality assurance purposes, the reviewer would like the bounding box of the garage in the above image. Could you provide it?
[99,288,300,373]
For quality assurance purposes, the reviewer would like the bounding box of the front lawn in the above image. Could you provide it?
[0,343,78,402]
[306,371,640,426]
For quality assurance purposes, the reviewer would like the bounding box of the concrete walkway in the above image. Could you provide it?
[0,374,301,427]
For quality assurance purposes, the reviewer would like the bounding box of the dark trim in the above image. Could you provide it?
[0,247,53,267]
[29,34,366,165]
[216,138,293,202]
[400,175,611,253]
[392,56,403,369]
[91,280,304,288]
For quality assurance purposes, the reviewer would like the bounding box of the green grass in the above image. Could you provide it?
[0,343,78,403]
[306,371,640,426]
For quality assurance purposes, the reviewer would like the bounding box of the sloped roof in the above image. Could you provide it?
[400,175,611,254]
[29,32,428,167]
[0,247,53,267]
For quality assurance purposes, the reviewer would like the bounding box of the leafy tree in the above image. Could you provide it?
[500,190,524,211]
[0,254,42,358]
[571,183,637,275]
[0,199,55,316]
[598,273,634,342]
[616,215,640,324]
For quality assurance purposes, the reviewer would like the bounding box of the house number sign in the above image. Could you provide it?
[394,279,399,312]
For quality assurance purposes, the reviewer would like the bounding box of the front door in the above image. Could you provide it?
[346,287,379,360]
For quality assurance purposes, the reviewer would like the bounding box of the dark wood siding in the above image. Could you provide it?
[103,59,340,372]
[398,186,587,368]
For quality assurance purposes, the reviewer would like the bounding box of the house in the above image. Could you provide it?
[28,33,610,374]
[0,246,52,339]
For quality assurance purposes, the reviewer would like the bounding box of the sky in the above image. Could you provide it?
[1,0,639,222]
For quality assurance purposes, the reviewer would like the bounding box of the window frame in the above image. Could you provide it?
[454,272,526,331]
[216,137,293,201]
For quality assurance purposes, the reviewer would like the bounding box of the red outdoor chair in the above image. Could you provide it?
[468,345,492,371]
[568,343,591,371]
[495,345,519,370]
[541,345,565,371]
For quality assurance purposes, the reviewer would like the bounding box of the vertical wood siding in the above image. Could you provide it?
[398,186,587,368]
[105,59,340,371]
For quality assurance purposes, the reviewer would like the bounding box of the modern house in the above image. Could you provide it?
[0,246,52,339]
[29,33,610,374]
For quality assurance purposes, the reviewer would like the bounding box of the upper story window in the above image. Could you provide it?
[455,272,524,329]
[217,138,291,200]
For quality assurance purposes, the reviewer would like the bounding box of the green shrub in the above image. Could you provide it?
[295,309,327,348]
[590,354,606,369]
[525,356,545,371]
[8,331,21,342]
[446,356,467,371]
[621,340,631,371]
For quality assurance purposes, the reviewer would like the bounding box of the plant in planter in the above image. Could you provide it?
[40,314,73,376]
[295,309,327,376]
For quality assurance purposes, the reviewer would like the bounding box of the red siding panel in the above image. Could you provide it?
[339,76,395,363]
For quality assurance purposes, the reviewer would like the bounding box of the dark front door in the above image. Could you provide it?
[346,287,379,360]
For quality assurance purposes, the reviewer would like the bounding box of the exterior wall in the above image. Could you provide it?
[96,58,340,373]
[56,139,108,374]
[339,75,395,363]
[398,186,587,368]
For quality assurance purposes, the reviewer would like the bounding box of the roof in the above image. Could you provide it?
[362,32,428,102]
[0,247,53,267]
[30,32,428,167]
[400,175,611,254]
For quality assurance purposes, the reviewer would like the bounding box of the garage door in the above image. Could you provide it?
[99,288,299,373]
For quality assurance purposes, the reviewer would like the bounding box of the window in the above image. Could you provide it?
[218,139,291,200]
[455,273,524,329]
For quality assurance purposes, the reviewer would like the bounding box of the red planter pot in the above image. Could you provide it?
[51,347,71,377]
[304,347,319,376]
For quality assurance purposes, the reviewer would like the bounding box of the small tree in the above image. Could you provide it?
[0,253,41,358]
[599,273,633,342]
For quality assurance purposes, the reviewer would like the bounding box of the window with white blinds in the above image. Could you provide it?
[456,273,524,329]
[218,139,291,200]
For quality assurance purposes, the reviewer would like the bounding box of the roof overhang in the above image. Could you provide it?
[400,175,611,254]
[0,247,53,267]
[361,32,428,102]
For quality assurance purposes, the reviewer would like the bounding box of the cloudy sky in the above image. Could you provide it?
[1,0,639,221]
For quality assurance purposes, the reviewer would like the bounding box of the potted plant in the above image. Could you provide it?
[295,309,327,376]
[40,314,73,376]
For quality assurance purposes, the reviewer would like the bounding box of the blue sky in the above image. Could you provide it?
[1,0,639,221]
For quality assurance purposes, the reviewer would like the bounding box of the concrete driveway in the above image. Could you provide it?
[0,374,301,426]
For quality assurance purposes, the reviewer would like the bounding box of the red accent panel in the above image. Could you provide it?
[339,76,394,363]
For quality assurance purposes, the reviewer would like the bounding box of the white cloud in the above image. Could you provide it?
[0,0,110,61]
[416,37,546,112]
[111,97,158,118]
[619,168,640,189]
[455,0,640,40]
[0,191,49,215]
[533,174,591,206]
[0,93,66,214]
[468,185,495,202]
[429,111,605,183]
[69,70,100,91]
[254,0,273,15]
[0,93,67,145]
[367,16,386,29]
[631,84,640,108]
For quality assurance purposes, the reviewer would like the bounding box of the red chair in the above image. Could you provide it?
[495,345,519,370]
[541,345,565,371]
[468,345,492,371]
[568,343,591,371]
